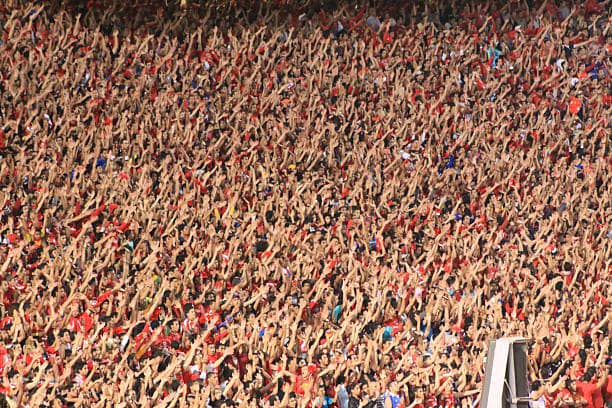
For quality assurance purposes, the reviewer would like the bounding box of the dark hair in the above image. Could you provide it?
[0,393,9,408]
[169,379,181,391]
[73,360,86,373]
[158,355,172,372]
[581,366,596,383]
[578,349,587,367]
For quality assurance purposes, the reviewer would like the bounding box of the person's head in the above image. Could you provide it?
[79,361,89,376]
[382,352,392,367]
[564,378,576,392]
[211,387,223,401]
[60,329,72,343]
[195,349,205,365]
[254,371,264,387]
[70,303,80,317]
[350,381,362,397]
[268,395,279,407]
[207,370,219,387]
[333,349,344,363]
[368,379,379,396]
[169,320,179,333]
[301,280,313,294]
[288,392,297,407]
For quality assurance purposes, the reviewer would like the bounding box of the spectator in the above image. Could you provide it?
[0,0,609,406]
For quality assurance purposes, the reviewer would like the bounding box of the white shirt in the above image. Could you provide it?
[529,392,546,408]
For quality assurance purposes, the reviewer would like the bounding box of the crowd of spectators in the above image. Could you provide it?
[0,0,610,406]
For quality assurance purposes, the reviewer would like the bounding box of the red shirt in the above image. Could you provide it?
[576,381,603,408]
[207,351,223,365]
[182,318,198,335]
[155,331,180,349]
[294,373,315,396]
[556,388,573,401]
[197,305,220,326]
[69,312,93,334]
